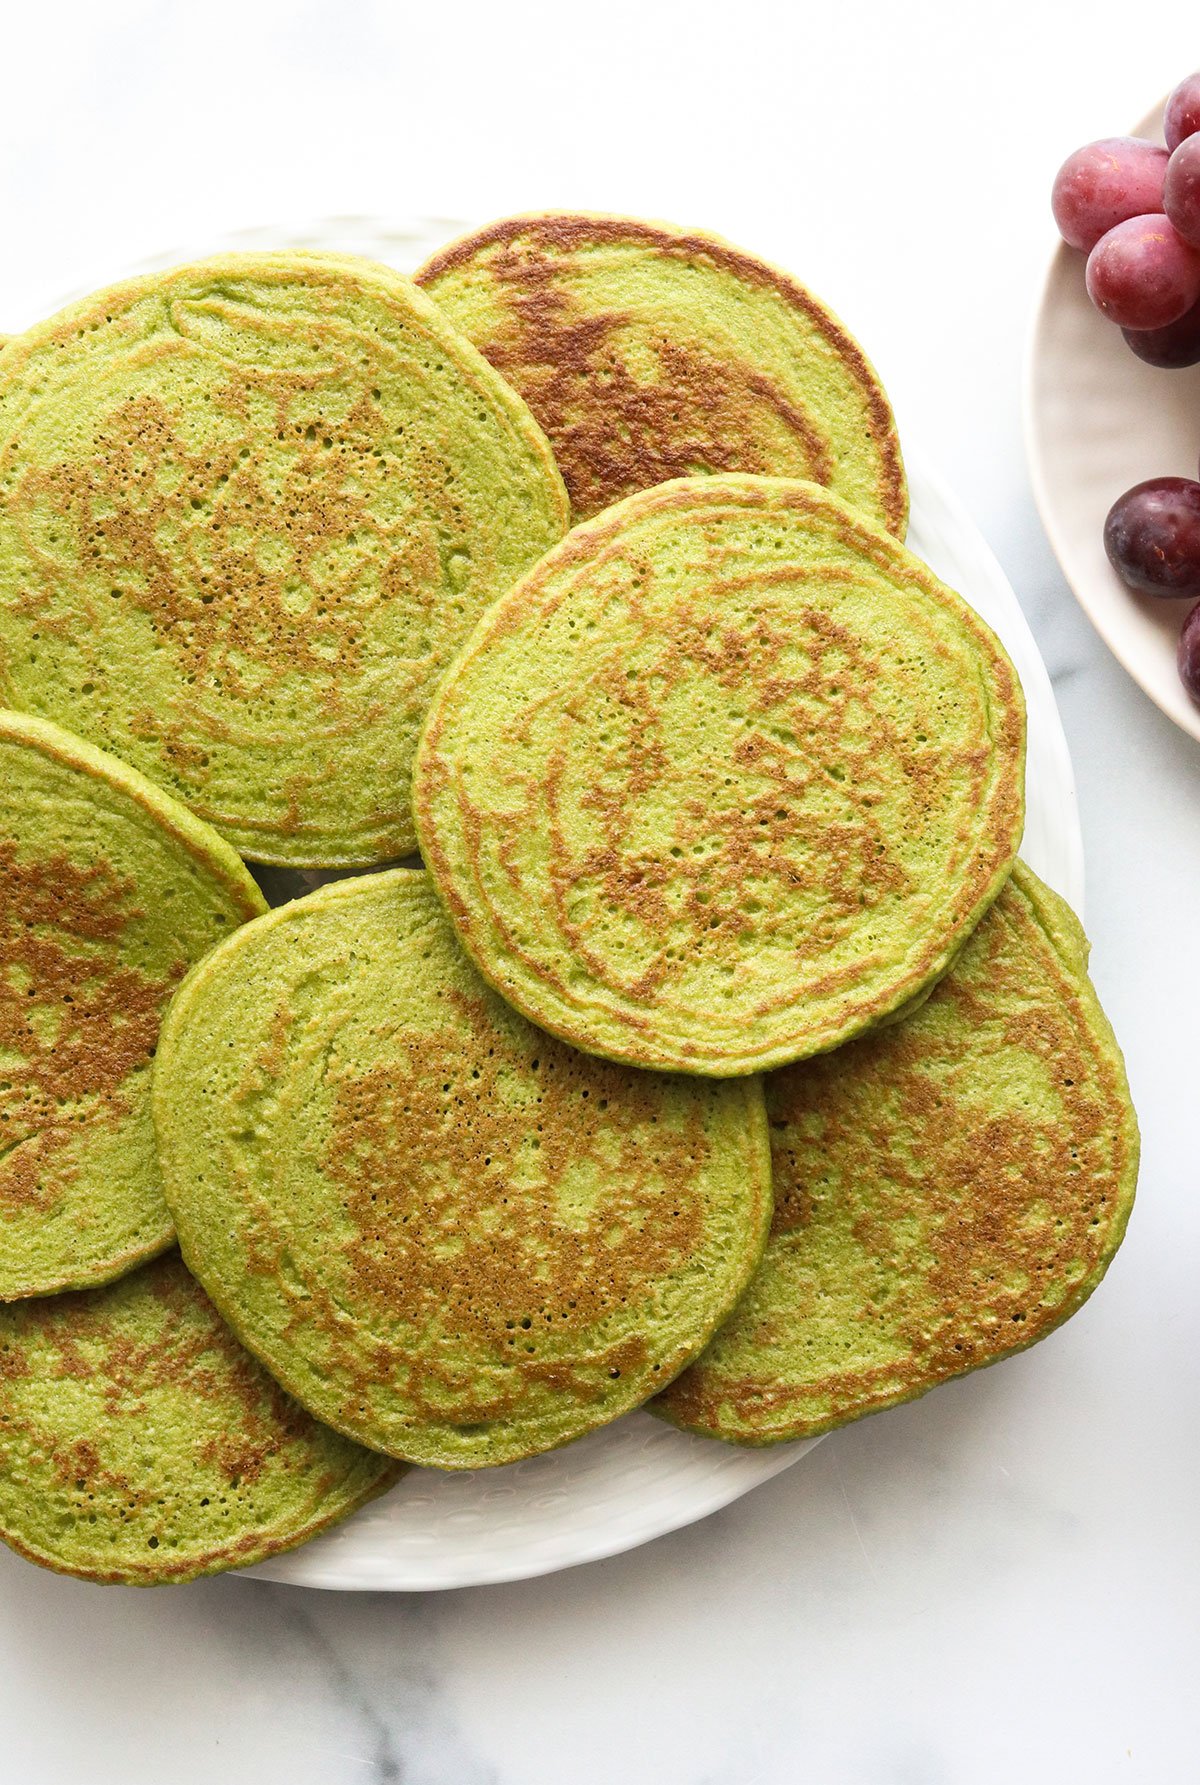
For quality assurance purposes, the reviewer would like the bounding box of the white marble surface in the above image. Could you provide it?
[2,3,1199,1779]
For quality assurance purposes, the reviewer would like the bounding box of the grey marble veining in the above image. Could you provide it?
[241,1585,496,1785]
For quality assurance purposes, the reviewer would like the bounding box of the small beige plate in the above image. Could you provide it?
[1025,101,1200,743]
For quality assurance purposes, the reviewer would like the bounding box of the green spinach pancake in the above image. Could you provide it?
[0,253,568,865]
[654,865,1139,1444]
[152,870,772,1469]
[0,710,265,1302]
[0,1252,401,1584]
[413,474,1025,1077]
[417,211,907,530]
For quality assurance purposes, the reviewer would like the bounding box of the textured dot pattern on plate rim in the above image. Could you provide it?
[17,217,1082,1591]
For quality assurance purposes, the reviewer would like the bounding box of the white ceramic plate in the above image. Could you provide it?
[1026,102,1200,743]
[40,220,1083,1590]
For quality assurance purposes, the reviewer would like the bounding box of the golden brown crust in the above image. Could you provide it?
[0,710,265,1300]
[418,212,907,533]
[155,869,773,1469]
[0,1470,401,1588]
[0,256,568,867]
[654,866,1140,1443]
[413,474,1024,1075]
[0,711,266,923]
[0,1254,403,1584]
[0,842,173,1208]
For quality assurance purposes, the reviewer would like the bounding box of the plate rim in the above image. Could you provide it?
[248,1417,822,1593]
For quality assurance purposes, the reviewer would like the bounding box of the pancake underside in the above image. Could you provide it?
[413,474,1025,1075]
[152,870,773,1469]
[0,710,264,1301]
[418,213,907,532]
[654,865,1139,1444]
[0,254,567,866]
[0,1252,400,1584]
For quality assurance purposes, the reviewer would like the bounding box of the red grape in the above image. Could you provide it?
[1165,134,1200,246]
[1122,295,1200,365]
[1051,137,1168,251]
[1178,601,1200,705]
[1165,73,1200,151]
[1104,478,1200,597]
[1085,215,1200,329]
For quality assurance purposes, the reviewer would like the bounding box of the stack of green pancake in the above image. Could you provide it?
[0,219,1137,1587]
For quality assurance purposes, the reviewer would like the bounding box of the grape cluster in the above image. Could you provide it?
[1053,74,1200,709]
[1053,73,1200,362]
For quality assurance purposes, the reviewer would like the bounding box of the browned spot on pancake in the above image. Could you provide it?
[1,258,569,869]
[541,593,916,1006]
[474,241,830,519]
[664,882,1135,1435]
[5,1259,316,1460]
[414,474,1023,1071]
[318,998,706,1424]
[17,378,441,724]
[419,214,906,531]
[0,1255,396,1583]
[0,842,180,1214]
[47,1436,144,1510]
[193,1429,278,1487]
